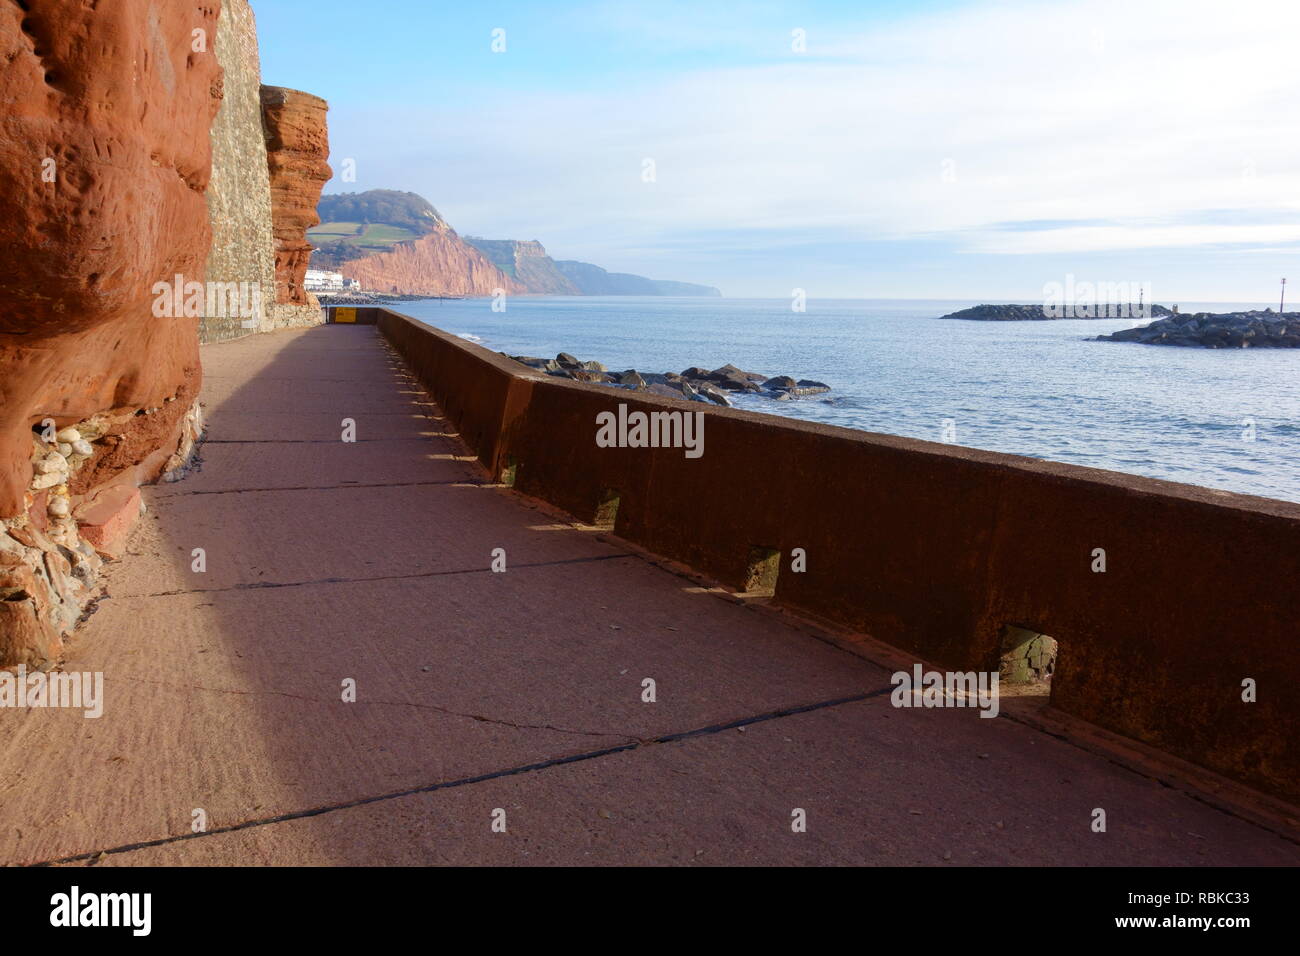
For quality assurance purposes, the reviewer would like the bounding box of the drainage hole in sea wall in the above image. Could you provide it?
[500,456,518,487]
[594,489,621,530]
[744,546,781,595]
[999,625,1057,695]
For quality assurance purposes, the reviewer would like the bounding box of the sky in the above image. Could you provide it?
[255,0,1300,301]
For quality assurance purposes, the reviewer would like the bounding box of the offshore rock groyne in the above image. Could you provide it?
[941,303,1175,321]
[1094,311,1300,348]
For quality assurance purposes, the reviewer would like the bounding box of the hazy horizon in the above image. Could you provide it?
[257,0,1300,301]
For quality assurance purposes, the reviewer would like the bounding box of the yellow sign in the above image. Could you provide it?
[334,308,357,324]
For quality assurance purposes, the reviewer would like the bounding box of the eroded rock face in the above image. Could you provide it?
[261,86,331,308]
[0,0,221,515]
[341,224,525,297]
[0,1,222,664]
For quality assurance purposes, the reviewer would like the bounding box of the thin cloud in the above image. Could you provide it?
[324,0,1300,287]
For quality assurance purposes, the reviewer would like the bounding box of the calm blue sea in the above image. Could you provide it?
[398,296,1300,504]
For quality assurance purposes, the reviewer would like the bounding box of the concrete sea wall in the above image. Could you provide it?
[368,306,1300,807]
[204,0,327,342]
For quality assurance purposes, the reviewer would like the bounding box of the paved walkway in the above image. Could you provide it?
[1,325,1295,866]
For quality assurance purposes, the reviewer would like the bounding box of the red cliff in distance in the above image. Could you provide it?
[261,86,332,306]
[340,224,525,298]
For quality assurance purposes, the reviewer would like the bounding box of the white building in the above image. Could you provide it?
[305,269,358,292]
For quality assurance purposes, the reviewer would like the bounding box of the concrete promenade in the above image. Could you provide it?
[0,324,1295,866]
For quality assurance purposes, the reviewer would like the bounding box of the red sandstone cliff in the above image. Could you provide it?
[340,224,524,297]
[0,0,222,517]
[261,86,331,306]
[0,2,222,664]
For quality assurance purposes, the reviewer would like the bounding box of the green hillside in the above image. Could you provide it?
[307,221,421,250]
[308,191,450,269]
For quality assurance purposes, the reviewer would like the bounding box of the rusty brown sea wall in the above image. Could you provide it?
[369,306,1300,807]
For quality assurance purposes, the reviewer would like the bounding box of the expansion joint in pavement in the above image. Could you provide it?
[152,479,478,498]
[33,686,894,867]
[121,553,639,599]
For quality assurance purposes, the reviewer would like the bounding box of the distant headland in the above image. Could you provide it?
[308,190,720,298]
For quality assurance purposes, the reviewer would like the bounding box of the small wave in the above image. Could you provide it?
[458,333,484,343]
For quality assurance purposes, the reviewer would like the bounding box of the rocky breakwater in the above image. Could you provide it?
[505,354,831,406]
[0,0,220,666]
[941,303,1174,321]
[1094,311,1300,348]
[260,86,332,320]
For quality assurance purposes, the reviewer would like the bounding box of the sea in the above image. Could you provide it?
[396,296,1300,504]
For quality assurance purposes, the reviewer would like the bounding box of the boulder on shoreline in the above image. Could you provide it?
[317,290,443,305]
[1093,311,1300,348]
[940,303,1174,321]
[501,353,832,403]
